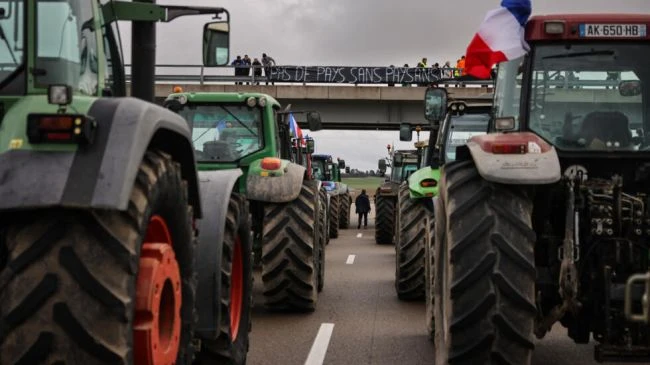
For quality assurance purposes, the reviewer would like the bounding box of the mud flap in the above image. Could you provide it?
[194,169,243,340]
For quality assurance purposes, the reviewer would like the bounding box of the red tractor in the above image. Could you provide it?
[427,14,650,364]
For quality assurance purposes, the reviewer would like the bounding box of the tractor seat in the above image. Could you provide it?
[203,141,236,160]
[579,111,632,148]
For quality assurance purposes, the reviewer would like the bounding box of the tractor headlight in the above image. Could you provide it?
[258,97,267,107]
[246,96,257,107]
[48,85,72,106]
[177,95,188,105]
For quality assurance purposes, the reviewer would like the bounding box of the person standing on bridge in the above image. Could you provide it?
[232,55,244,85]
[252,58,263,85]
[355,189,371,229]
[262,53,276,85]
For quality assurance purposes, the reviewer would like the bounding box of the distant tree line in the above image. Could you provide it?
[344,168,378,177]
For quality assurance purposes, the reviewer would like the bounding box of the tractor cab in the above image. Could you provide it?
[435,102,491,164]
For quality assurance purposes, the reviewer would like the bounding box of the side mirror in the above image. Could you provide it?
[620,80,642,97]
[399,123,412,141]
[306,139,315,154]
[202,21,230,67]
[345,166,350,173]
[338,159,346,169]
[378,159,387,172]
[424,87,448,121]
[307,111,323,131]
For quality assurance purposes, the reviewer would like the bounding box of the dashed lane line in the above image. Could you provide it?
[356,233,363,238]
[304,323,335,365]
[346,254,356,264]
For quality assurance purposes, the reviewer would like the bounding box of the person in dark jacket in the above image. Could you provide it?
[355,189,371,229]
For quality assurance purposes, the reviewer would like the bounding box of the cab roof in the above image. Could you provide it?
[166,91,282,108]
[526,14,650,41]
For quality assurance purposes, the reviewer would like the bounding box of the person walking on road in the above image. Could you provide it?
[355,189,371,229]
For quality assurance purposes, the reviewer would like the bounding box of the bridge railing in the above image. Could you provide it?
[124,64,494,87]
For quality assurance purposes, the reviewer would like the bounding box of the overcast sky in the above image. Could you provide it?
[119,0,649,171]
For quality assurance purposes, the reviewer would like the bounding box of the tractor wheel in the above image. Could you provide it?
[425,197,438,340]
[374,195,396,245]
[339,192,351,229]
[395,182,426,301]
[318,187,328,291]
[0,150,196,364]
[328,194,340,239]
[195,193,253,365]
[321,189,331,246]
[261,181,321,312]
[434,160,536,365]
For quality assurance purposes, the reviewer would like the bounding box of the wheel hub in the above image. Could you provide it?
[134,215,182,365]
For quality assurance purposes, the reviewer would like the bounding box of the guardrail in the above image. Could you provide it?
[123,64,494,87]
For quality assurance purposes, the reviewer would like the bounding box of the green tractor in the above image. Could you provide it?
[393,100,492,306]
[375,148,419,244]
[0,1,259,364]
[312,154,351,239]
[163,91,329,315]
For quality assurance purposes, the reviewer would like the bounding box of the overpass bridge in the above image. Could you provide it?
[125,65,628,130]
[123,65,495,130]
[122,64,495,130]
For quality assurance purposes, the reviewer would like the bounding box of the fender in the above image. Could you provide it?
[407,166,441,199]
[466,132,561,185]
[246,159,306,203]
[194,169,243,339]
[0,97,202,217]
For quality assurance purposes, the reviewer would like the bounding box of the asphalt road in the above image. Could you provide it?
[246,204,620,365]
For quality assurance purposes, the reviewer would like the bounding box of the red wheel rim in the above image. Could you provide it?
[230,235,243,341]
[134,215,182,365]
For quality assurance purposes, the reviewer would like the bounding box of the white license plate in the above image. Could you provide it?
[579,24,647,38]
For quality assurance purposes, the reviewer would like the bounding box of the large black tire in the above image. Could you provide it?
[0,150,197,364]
[339,192,351,229]
[328,194,340,239]
[195,193,253,365]
[425,197,438,340]
[395,182,427,301]
[261,181,321,312]
[317,187,327,292]
[375,195,396,245]
[434,160,537,365]
[321,189,330,246]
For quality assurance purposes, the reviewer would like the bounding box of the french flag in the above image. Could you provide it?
[464,0,532,79]
[288,113,306,146]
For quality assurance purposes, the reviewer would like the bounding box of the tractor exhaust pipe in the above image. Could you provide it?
[131,0,156,102]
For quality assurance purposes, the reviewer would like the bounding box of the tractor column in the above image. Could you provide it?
[131,0,156,102]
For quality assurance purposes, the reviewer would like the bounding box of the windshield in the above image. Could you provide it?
[391,162,417,182]
[35,0,97,94]
[527,43,648,151]
[445,114,490,162]
[179,104,264,162]
[0,0,24,89]
[312,159,329,181]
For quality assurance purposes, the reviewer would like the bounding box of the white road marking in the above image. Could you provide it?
[304,323,335,365]
[356,233,363,238]
[346,254,356,264]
